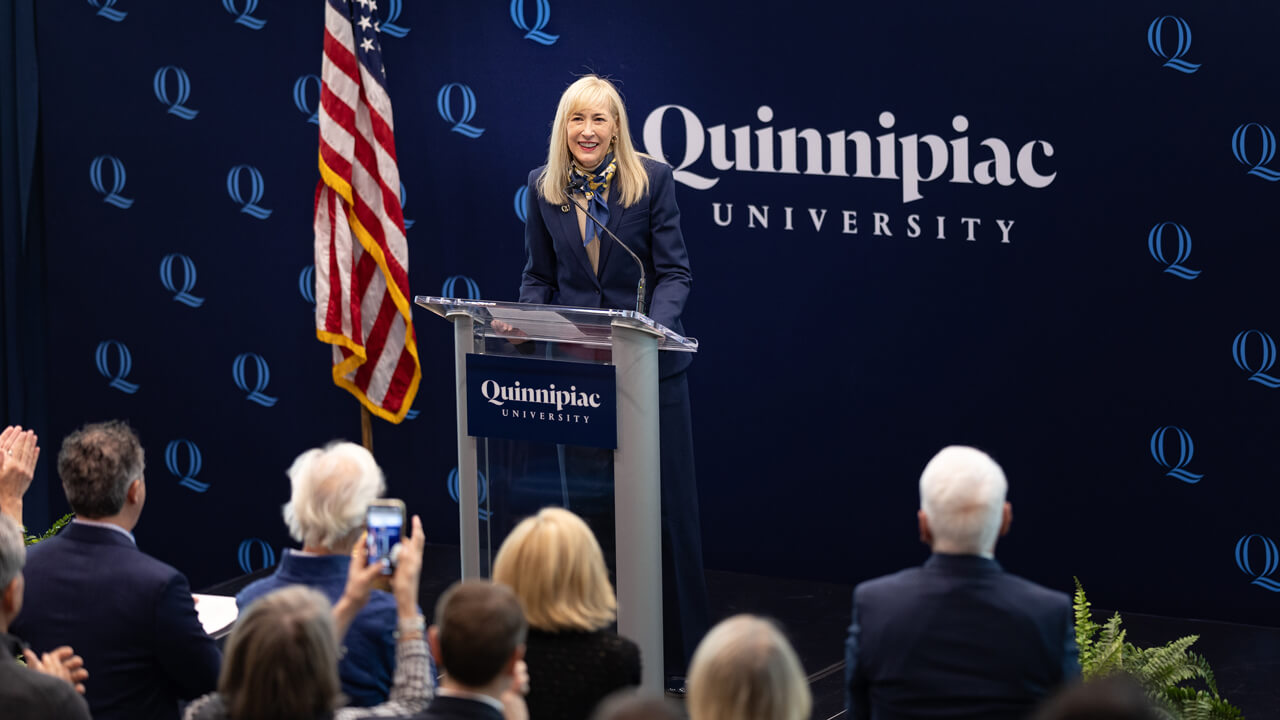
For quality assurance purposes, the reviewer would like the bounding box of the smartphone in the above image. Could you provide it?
[366,499,407,575]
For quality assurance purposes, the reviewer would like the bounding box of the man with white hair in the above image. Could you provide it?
[844,445,1078,720]
[236,440,403,706]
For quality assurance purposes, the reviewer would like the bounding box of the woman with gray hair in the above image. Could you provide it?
[235,442,401,706]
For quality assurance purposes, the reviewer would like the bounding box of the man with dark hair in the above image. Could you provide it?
[11,420,221,720]
[0,513,91,720]
[419,579,529,720]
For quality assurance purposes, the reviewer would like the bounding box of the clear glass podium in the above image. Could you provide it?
[414,296,697,694]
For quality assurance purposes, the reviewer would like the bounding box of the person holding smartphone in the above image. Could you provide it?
[235,442,408,706]
[186,516,434,720]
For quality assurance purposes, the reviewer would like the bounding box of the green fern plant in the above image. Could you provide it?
[1074,579,1243,720]
[23,512,74,546]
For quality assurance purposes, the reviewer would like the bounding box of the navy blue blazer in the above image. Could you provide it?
[845,553,1079,720]
[520,156,693,378]
[11,522,222,720]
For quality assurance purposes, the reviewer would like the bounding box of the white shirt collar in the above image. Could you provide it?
[72,518,137,545]
[437,687,506,713]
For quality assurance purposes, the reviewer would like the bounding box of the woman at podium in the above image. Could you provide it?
[518,74,709,684]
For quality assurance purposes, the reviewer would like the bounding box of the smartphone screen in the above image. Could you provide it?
[366,502,405,575]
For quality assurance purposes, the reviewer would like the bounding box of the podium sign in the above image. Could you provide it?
[416,295,697,696]
[465,353,618,448]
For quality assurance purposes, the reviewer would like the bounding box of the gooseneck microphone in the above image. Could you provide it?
[564,183,648,316]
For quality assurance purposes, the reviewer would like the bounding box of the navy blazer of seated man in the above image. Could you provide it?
[520,156,710,670]
[14,522,222,720]
[845,447,1079,720]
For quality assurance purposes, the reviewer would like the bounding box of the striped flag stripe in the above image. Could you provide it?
[313,0,419,424]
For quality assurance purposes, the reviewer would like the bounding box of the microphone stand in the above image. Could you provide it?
[565,188,647,316]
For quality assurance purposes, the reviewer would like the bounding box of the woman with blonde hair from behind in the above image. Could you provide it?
[492,507,640,720]
[687,615,811,720]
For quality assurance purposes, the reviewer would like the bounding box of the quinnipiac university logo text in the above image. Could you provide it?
[1146,16,1200,74]
[1235,534,1280,592]
[437,83,484,138]
[1232,330,1280,388]
[232,353,278,406]
[165,439,209,493]
[1149,426,1202,484]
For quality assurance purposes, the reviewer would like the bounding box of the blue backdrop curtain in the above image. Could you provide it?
[1,0,50,529]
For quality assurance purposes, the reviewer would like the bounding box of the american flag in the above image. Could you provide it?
[313,0,419,423]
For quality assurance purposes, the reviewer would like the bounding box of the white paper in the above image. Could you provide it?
[192,593,239,636]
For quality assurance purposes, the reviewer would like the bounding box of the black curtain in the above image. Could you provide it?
[1,0,50,529]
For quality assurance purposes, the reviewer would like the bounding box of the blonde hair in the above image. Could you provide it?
[537,75,651,208]
[491,507,616,631]
[282,441,385,551]
[220,586,342,720]
[687,615,812,720]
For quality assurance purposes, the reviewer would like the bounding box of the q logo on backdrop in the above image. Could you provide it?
[299,265,316,304]
[88,0,126,21]
[1146,16,1200,74]
[400,183,415,229]
[89,155,134,209]
[1232,330,1280,388]
[1231,123,1280,182]
[226,165,272,219]
[510,0,559,45]
[232,353,278,407]
[513,186,528,223]
[152,66,198,120]
[447,467,491,521]
[1149,426,1203,484]
[95,340,139,394]
[1234,534,1280,592]
[436,84,485,138]
[165,439,208,493]
[293,75,320,125]
[375,0,410,37]
[1147,223,1200,279]
[222,0,265,29]
[237,539,276,573]
[442,275,481,300]
[159,254,205,308]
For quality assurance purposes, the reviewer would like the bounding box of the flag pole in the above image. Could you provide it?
[361,405,373,452]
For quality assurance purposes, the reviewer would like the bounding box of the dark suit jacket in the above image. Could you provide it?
[0,631,91,720]
[845,553,1079,720]
[412,694,505,720]
[521,156,693,378]
[11,522,221,720]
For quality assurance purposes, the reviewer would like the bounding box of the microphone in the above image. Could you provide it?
[564,184,647,316]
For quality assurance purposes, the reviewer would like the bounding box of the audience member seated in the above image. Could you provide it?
[0,513,91,720]
[1032,676,1163,720]
[411,579,530,720]
[589,689,687,720]
[492,507,641,720]
[686,614,810,720]
[236,441,405,706]
[184,515,432,720]
[11,420,221,720]
[844,445,1079,720]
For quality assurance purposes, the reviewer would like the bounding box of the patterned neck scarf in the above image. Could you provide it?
[567,153,617,247]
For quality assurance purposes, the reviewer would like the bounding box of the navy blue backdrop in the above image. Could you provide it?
[13,0,1280,627]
